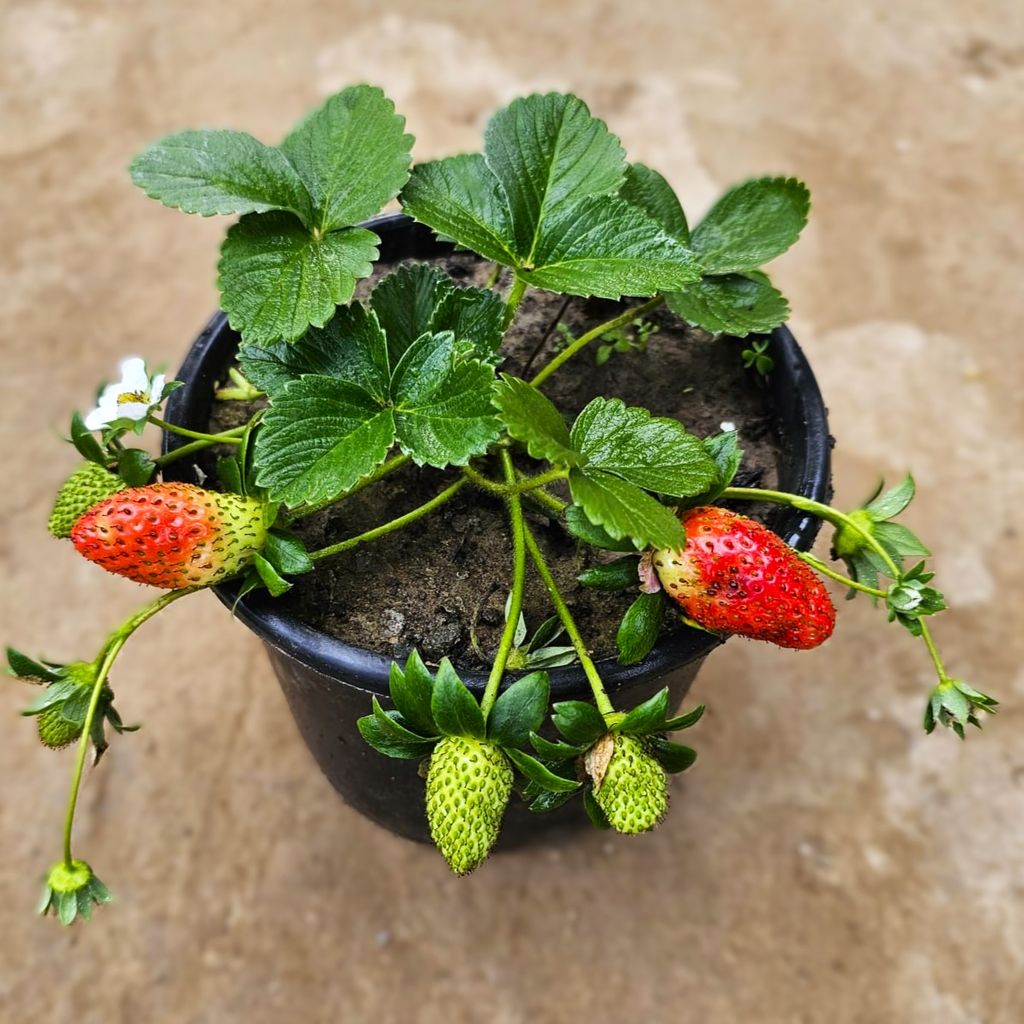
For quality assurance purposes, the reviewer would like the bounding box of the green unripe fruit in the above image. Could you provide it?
[832,509,875,560]
[37,706,83,749]
[426,736,513,875]
[48,463,124,538]
[594,733,667,834]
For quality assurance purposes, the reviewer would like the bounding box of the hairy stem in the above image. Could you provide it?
[154,426,248,467]
[63,588,196,867]
[529,295,665,388]
[504,276,527,325]
[284,453,411,525]
[309,477,467,563]
[523,524,615,719]
[148,416,241,446]
[918,621,951,684]
[481,452,527,718]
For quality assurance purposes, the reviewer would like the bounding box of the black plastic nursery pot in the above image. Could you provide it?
[163,213,832,847]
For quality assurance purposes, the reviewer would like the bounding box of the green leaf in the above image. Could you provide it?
[483,92,625,257]
[577,558,640,590]
[401,154,518,266]
[69,412,106,465]
[529,732,584,761]
[583,787,611,829]
[665,272,789,337]
[130,129,314,225]
[570,397,716,497]
[563,505,637,552]
[616,593,665,666]
[866,475,916,521]
[357,713,436,759]
[648,736,697,773]
[551,700,607,746]
[492,375,580,466]
[370,263,454,364]
[431,659,485,739]
[569,470,686,550]
[116,448,155,487]
[392,333,500,468]
[254,375,395,506]
[488,672,550,748]
[218,213,379,346]
[431,287,506,363]
[690,177,810,274]
[279,85,412,233]
[239,303,391,401]
[618,687,669,734]
[663,704,705,731]
[252,553,291,596]
[619,163,689,242]
[388,652,437,738]
[262,532,314,576]
[505,748,580,793]
[520,196,701,299]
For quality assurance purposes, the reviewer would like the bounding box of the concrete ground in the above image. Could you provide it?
[2,2,1023,1021]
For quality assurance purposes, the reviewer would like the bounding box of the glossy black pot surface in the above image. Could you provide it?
[164,214,832,846]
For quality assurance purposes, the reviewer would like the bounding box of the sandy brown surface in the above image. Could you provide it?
[2,2,1024,1022]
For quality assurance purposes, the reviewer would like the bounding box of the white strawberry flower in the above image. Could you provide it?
[84,358,167,431]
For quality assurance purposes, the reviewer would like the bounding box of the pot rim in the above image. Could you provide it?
[163,212,832,697]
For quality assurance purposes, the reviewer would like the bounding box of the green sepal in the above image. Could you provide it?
[616,592,665,666]
[115,448,156,487]
[371,697,436,743]
[617,687,669,736]
[563,505,637,552]
[691,431,743,504]
[7,647,63,683]
[387,651,437,738]
[551,700,607,746]
[251,553,291,597]
[505,748,580,793]
[648,736,697,773]
[583,787,611,830]
[866,474,915,520]
[488,672,550,749]
[923,679,998,738]
[528,731,585,761]
[262,531,314,576]
[431,659,486,739]
[528,787,578,813]
[577,557,640,590]
[69,412,107,465]
[217,454,244,495]
[663,704,706,731]
[356,712,437,759]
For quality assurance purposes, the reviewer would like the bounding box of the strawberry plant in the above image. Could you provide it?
[9,86,996,918]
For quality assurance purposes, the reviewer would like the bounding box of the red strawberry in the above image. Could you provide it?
[71,483,269,589]
[652,506,835,650]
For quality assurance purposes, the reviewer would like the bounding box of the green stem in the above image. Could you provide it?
[719,486,903,579]
[521,483,568,516]
[529,295,665,388]
[214,368,264,402]
[523,523,615,719]
[918,621,950,683]
[284,453,411,525]
[309,477,467,563]
[485,263,502,289]
[480,452,527,718]
[63,588,196,867]
[148,416,241,446]
[463,462,568,498]
[461,463,505,495]
[154,427,247,467]
[504,276,527,325]
[797,552,887,598]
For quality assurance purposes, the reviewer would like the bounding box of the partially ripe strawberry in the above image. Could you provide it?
[71,483,269,589]
[48,463,125,539]
[653,505,835,650]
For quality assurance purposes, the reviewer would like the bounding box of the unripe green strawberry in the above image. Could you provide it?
[593,733,667,834]
[48,463,124,539]
[37,706,82,749]
[426,736,513,875]
[71,483,269,589]
[653,506,835,650]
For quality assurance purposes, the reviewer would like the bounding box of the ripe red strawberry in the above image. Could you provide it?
[71,483,269,589]
[652,506,835,650]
